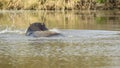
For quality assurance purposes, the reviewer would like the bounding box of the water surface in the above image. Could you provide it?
[0,10,120,68]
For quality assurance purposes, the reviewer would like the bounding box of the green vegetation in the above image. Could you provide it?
[96,0,106,3]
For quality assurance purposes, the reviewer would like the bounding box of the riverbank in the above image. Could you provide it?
[0,0,120,10]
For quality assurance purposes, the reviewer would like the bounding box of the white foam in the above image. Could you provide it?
[0,28,25,34]
[49,28,61,33]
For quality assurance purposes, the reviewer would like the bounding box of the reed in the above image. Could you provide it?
[0,0,120,10]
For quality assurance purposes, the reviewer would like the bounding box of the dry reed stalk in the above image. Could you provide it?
[0,0,120,10]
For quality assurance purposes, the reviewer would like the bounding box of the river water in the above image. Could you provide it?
[0,10,120,68]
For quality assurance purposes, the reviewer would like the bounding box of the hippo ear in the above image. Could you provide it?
[42,23,45,25]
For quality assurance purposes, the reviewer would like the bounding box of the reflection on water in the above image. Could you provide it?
[0,10,120,68]
[0,10,120,30]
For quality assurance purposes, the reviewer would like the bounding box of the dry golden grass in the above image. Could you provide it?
[1,0,115,10]
[0,0,77,10]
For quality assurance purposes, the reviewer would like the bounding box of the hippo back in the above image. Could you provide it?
[26,22,48,36]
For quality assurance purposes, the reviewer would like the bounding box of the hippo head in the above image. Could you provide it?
[26,22,48,36]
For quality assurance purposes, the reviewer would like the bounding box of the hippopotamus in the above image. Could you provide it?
[26,22,60,37]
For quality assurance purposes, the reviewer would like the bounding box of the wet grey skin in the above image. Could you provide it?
[26,22,60,37]
[32,31,60,37]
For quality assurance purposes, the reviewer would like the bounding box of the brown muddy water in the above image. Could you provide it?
[0,10,120,68]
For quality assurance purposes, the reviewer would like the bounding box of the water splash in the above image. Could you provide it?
[49,28,61,33]
[0,28,25,34]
